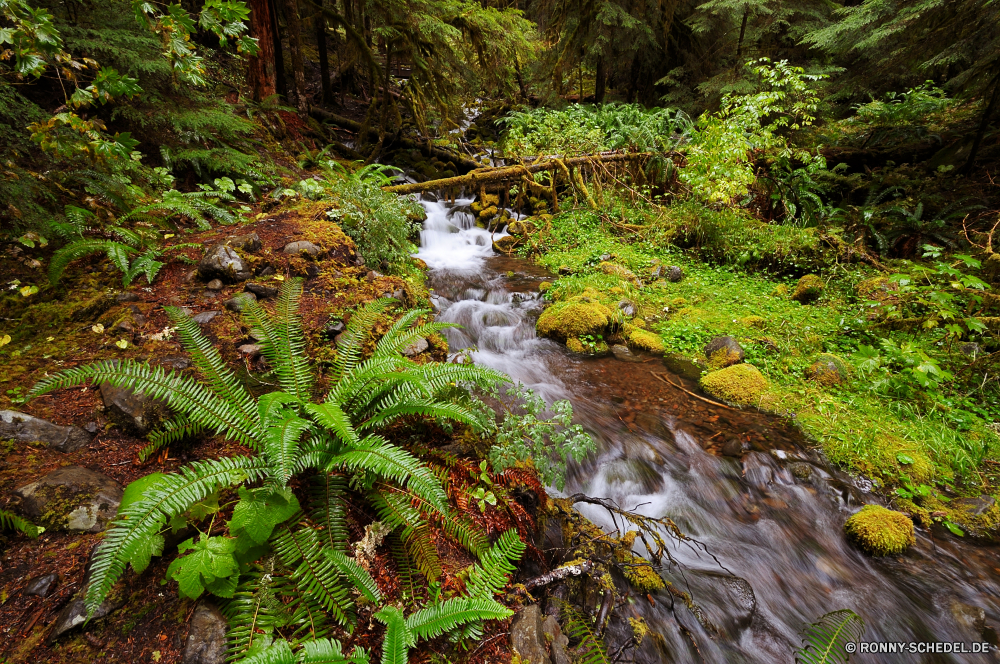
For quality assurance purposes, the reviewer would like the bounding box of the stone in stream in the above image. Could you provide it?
[951,495,996,516]
[611,344,643,363]
[0,410,93,453]
[541,615,571,664]
[100,381,169,435]
[511,604,551,664]
[12,466,123,532]
[182,602,228,664]
[687,571,757,638]
[24,573,59,597]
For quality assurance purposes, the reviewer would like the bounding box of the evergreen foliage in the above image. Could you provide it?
[28,278,518,662]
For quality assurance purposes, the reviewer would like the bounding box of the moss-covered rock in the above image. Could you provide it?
[566,336,609,355]
[704,335,744,369]
[806,353,851,386]
[741,315,766,329]
[625,326,665,353]
[791,274,825,303]
[538,282,552,293]
[493,235,518,254]
[844,505,915,556]
[700,364,768,406]
[598,261,638,284]
[537,300,612,341]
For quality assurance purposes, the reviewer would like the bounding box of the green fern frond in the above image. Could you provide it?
[387,533,419,603]
[272,525,355,627]
[404,597,512,641]
[795,609,865,664]
[0,508,42,538]
[29,360,261,449]
[48,239,114,284]
[263,414,311,487]
[328,299,391,384]
[85,456,268,617]
[305,402,360,448]
[324,549,382,604]
[309,473,351,552]
[561,602,611,664]
[374,606,413,664]
[299,638,371,664]
[329,437,448,514]
[465,529,525,599]
[403,523,442,582]
[141,414,205,462]
[241,279,313,401]
[223,558,291,659]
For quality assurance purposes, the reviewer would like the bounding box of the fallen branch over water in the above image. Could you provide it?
[522,560,595,590]
[651,372,735,410]
[382,151,665,195]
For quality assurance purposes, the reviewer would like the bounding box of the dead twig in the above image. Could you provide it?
[650,372,735,410]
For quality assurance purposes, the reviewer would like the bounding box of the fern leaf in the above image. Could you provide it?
[374,606,413,664]
[272,525,355,627]
[324,549,381,604]
[299,638,371,664]
[795,609,866,664]
[264,413,311,487]
[0,508,42,538]
[465,529,525,599]
[309,473,351,552]
[403,523,442,582]
[241,279,313,401]
[141,414,205,462]
[561,602,611,664]
[305,402,360,447]
[48,239,113,284]
[404,597,512,641]
[85,456,268,617]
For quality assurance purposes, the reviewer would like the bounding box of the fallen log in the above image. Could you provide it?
[522,560,595,590]
[309,106,481,171]
[382,151,665,195]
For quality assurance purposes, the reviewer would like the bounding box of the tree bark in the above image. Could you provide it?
[736,7,749,61]
[271,0,288,100]
[316,0,330,104]
[247,0,276,101]
[282,0,308,113]
[595,56,606,103]
[962,71,1000,175]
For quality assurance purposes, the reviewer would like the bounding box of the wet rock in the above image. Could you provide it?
[323,320,345,338]
[0,410,92,453]
[743,458,773,488]
[182,602,228,664]
[282,240,321,258]
[24,573,58,597]
[951,601,986,636]
[13,466,123,533]
[192,310,221,325]
[788,462,814,481]
[158,356,191,371]
[224,232,262,253]
[198,245,249,282]
[952,495,996,516]
[557,265,571,275]
[511,604,551,664]
[100,381,169,435]
[257,265,275,277]
[611,344,643,363]
[667,265,684,282]
[493,236,518,254]
[50,591,124,640]
[402,337,429,357]
[224,292,257,313]
[618,300,637,317]
[116,292,141,303]
[689,571,756,638]
[721,438,745,458]
[541,615,571,664]
[206,279,224,291]
[244,283,278,299]
[704,336,744,368]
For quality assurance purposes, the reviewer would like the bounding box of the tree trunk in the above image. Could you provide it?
[736,7,749,61]
[595,56,606,103]
[316,0,330,104]
[247,0,276,101]
[282,0,308,113]
[271,0,288,100]
[962,71,1000,175]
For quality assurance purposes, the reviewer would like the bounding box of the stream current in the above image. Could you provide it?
[415,195,1000,663]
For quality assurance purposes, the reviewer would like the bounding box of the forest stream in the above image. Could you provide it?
[416,195,1000,663]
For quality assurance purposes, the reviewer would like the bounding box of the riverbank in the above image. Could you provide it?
[516,200,1000,540]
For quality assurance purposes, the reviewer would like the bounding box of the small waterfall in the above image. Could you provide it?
[415,194,1000,663]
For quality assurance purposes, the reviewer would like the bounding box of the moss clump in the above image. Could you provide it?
[598,261,638,284]
[700,364,768,405]
[741,315,766,329]
[844,505,915,556]
[791,274,825,303]
[626,327,665,353]
[856,276,897,302]
[616,531,665,592]
[536,300,612,340]
[538,282,552,292]
[806,353,851,386]
[566,337,608,355]
[773,284,789,297]
[493,236,518,254]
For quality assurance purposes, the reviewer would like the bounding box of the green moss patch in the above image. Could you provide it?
[844,505,915,556]
[700,364,768,405]
[536,300,612,341]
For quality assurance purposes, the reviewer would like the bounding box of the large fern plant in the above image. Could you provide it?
[29,278,523,663]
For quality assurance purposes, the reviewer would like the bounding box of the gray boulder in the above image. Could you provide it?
[224,232,262,253]
[198,245,250,282]
[0,410,92,453]
[511,604,551,664]
[282,240,321,258]
[244,283,279,299]
[182,602,228,664]
[541,615,571,664]
[952,495,996,516]
[13,466,123,532]
[611,344,643,363]
[402,337,429,357]
[100,381,169,435]
[667,265,684,282]
[50,591,124,640]
[24,573,59,597]
[225,292,257,313]
[192,310,222,325]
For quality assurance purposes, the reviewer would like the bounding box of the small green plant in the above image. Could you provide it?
[29,279,521,663]
[0,509,43,538]
[487,384,595,491]
[795,609,866,663]
[468,461,497,512]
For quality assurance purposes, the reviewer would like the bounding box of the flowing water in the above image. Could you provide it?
[415,196,1000,663]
